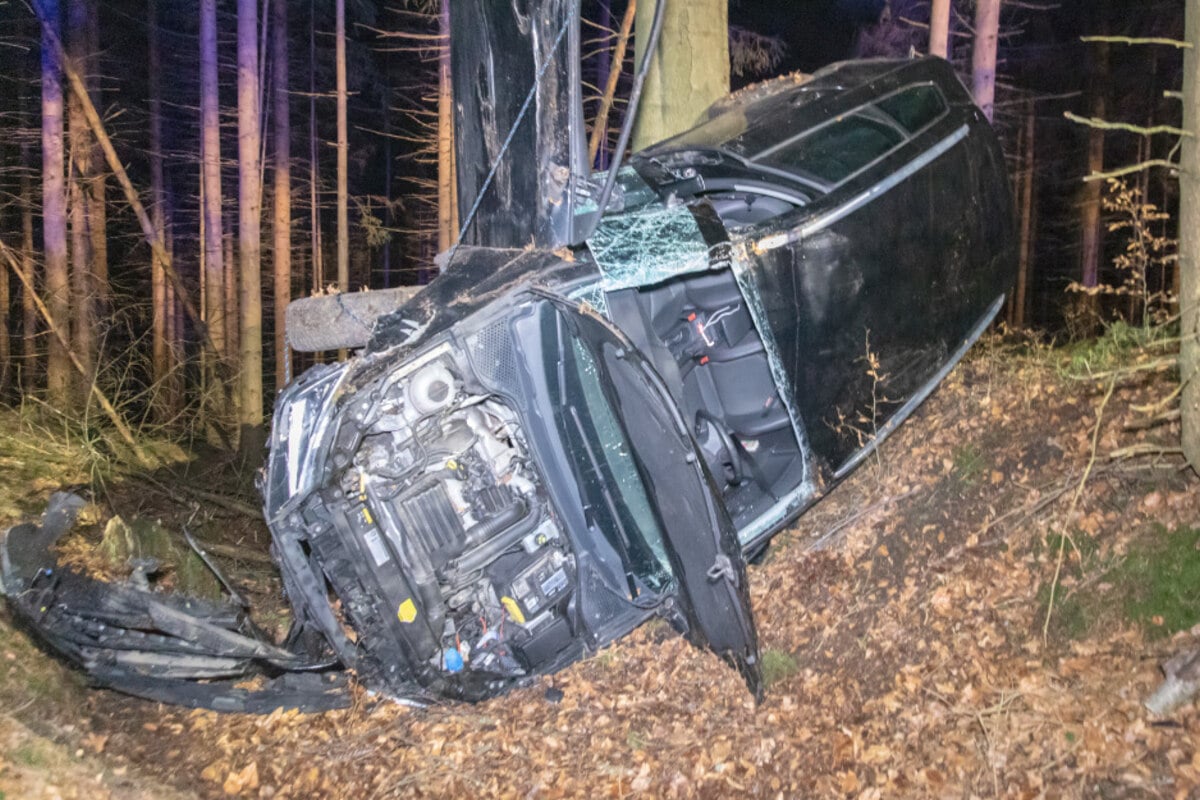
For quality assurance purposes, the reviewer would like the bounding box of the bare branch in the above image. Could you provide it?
[1063,111,1191,138]
[1080,35,1192,49]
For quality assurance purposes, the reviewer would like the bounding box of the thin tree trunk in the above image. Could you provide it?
[436,0,457,252]
[200,0,225,360]
[589,0,636,168]
[929,0,951,59]
[971,0,1000,121]
[224,218,238,370]
[86,0,107,314]
[40,0,71,406]
[0,202,9,395]
[1014,99,1035,328]
[20,143,37,392]
[1180,0,1199,470]
[335,0,349,293]
[237,0,264,441]
[68,0,94,393]
[1080,41,1109,289]
[273,0,291,390]
[149,0,168,410]
[310,0,323,293]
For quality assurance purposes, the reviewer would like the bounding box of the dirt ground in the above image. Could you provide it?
[2,336,1199,799]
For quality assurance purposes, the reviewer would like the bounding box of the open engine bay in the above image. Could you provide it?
[295,350,586,698]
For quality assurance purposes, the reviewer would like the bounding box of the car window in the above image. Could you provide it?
[765,112,905,184]
[877,84,947,133]
[756,83,948,186]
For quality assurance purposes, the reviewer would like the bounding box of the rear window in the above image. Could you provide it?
[755,83,948,186]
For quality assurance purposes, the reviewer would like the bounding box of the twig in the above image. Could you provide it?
[1080,35,1192,49]
[808,486,923,551]
[1062,112,1191,138]
[1106,443,1184,460]
[1043,377,1116,644]
[1083,160,1179,183]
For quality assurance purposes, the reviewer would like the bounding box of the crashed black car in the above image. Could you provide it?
[2,1,1015,710]
[262,16,1016,703]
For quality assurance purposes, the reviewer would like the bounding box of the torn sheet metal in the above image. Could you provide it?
[1,493,347,713]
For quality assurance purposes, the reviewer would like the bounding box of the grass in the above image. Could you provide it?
[1061,319,1176,379]
[1040,526,1200,643]
[1115,526,1200,640]
[951,443,987,486]
[761,648,799,689]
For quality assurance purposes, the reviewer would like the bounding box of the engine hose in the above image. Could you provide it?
[447,501,541,583]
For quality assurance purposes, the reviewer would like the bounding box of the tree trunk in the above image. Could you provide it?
[309,0,323,294]
[1180,0,1200,471]
[1014,99,1036,328]
[40,0,71,406]
[67,0,95,394]
[436,0,458,253]
[632,0,729,151]
[148,0,168,412]
[1080,40,1109,289]
[200,0,225,362]
[929,0,951,59]
[0,202,9,395]
[971,0,1000,121]
[335,0,349,294]
[86,0,106,314]
[20,142,37,392]
[224,217,238,378]
[237,0,264,442]
[273,0,291,389]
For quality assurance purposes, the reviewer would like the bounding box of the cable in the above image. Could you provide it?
[579,0,668,243]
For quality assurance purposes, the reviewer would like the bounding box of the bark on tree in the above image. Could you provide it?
[0,204,9,394]
[273,0,291,390]
[436,0,458,252]
[20,142,37,392]
[85,0,106,314]
[335,0,349,293]
[309,0,323,294]
[971,0,1001,121]
[67,0,95,390]
[1014,99,1036,328]
[237,0,264,441]
[929,0,951,58]
[148,0,169,410]
[1080,41,1109,289]
[40,0,71,406]
[200,0,225,361]
[632,0,729,151]
[1181,0,1200,471]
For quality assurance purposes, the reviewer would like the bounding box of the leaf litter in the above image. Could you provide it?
[2,339,1200,798]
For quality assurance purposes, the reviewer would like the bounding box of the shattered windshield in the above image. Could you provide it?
[542,306,673,596]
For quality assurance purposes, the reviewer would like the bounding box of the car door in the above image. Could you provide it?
[546,294,764,699]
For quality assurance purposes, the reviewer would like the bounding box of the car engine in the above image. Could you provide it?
[320,355,577,689]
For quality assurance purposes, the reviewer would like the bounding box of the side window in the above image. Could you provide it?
[757,83,949,186]
[766,113,905,184]
[877,84,947,133]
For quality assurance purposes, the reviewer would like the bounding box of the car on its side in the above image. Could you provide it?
[262,55,1017,702]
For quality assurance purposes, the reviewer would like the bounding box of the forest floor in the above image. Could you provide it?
[2,328,1199,799]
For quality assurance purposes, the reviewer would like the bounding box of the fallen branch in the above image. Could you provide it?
[0,239,148,465]
[1147,646,1200,715]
